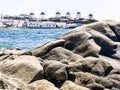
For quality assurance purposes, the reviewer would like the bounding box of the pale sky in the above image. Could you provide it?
[0,0,119,21]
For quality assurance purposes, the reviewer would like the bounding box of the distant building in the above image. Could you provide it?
[40,12,45,20]
[25,21,40,28]
[88,13,94,20]
[56,12,61,18]
[40,21,56,28]
[76,12,81,20]
[66,12,71,19]
[18,14,29,20]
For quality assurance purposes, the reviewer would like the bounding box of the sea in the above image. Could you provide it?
[0,29,71,50]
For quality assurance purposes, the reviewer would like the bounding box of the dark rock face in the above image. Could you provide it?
[43,60,68,81]
[0,20,120,90]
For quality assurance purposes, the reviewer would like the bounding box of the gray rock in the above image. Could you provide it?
[24,39,65,57]
[60,80,90,90]
[59,29,92,50]
[91,60,113,76]
[43,60,68,81]
[86,29,117,58]
[84,21,117,41]
[68,57,99,72]
[42,47,83,63]
[22,79,59,90]
[86,82,105,90]
[0,73,25,90]
[0,55,43,83]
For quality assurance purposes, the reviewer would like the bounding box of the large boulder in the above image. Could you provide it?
[91,60,113,76]
[86,29,118,58]
[105,20,120,41]
[0,55,43,83]
[24,39,65,57]
[68,57,99,72]
[68,71,120,89]
[0,73,25,90]
[42,47,83,63]
[59,29,101,58]
[59,29,92,51]
[73,38,100,57]
[84,21,118,41]
[43,60,68,81]
[22,79,59,90]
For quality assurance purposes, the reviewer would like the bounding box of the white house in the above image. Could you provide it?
[66,12,71,19]
[40,21,56,28]
[88,13,94,20]
[76,12,81,20]
[55,12,61,18]
[26,21,40,28]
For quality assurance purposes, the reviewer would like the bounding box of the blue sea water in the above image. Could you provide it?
[0,29,71,50]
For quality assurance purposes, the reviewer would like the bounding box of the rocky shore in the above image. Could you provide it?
[0,20,120,90]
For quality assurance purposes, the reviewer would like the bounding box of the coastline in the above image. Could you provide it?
[0,20,120,90]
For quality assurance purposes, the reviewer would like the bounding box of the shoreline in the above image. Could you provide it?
[0,27,69,30]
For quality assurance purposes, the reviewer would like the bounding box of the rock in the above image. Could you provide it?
[0,55,43,83]
[59,29,92,51]
[91,60,113,76]
[60,80,90,90]
[86,29,117,58]
[0,73,25,90]
[43,60,68,81]
[105,20,120,41]
[107,74,120,81]
[69,71,115,89]
[24,39,65,57]
[110,79,120,89]
[68,57,99,72]
[22,79,59,90]
[0,20,120,90]
[86,82,105,90]
[73,38,100,57]
[0,51,5,57]
[69,72,96,86]
[107,74,120,89]
[95,77,113,89]
[0,55,10,61]
[42,47,83,63]
[84,21,118,41]
[59,29,101,58]
[0,48,25,55]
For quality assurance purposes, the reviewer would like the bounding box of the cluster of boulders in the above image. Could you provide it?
[0,20,120,90]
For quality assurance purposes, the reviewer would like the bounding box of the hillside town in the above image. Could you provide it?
[0,12,97,29]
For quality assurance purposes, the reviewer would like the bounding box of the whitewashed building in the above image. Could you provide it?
[76,12,81,20]
[40,21,56,28]
[26,21,40,28]
[88,13,94,20]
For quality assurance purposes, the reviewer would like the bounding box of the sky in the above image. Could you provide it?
[0,0,119,21]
